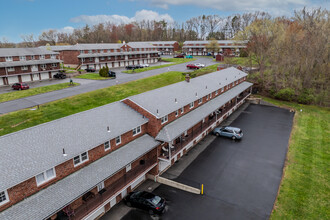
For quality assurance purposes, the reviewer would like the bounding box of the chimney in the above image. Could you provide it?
[185,74,190,83]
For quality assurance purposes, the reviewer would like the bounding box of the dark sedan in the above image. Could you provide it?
[86,67,96,72]
[124,191,166,215]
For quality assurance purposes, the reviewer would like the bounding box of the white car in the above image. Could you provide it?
[194,63,205,68]
[140,64,149,67]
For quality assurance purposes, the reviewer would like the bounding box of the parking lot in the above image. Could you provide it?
[102,104,294,220]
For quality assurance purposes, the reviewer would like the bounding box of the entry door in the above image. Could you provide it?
[31,65,38,72]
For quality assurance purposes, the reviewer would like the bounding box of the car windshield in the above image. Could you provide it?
[150,196,161,205]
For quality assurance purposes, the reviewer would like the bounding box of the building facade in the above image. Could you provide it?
[0,48,62,86]
[0,67,252,220]
[183,40,247,56]
[139,41,179,55]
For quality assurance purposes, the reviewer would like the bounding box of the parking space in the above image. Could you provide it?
[116,104,294,220]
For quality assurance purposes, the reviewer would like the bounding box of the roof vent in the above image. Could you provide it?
[205,85,207,89]
[185,74,190,83]
[175,98,177,103]
[226,78,227,80]
[107,126,111,132]
[219,82,221,85]
[63,148,67,157]
[195,92,198,97]
[157,109,159,114]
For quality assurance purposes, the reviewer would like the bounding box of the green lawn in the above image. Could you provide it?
[0,71,184,136]
[0,82,80,103]
[259,97,330,220]
[189,64,219,78]
[75,73,111,80]
[224,57,258,67]
[122,58,196,74]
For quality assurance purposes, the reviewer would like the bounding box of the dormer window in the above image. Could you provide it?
[133,126,141,136]
[115,136,121,145]
[36,168,56,186]
[181,107,184,114]
[5,56,12,62]
[175,110,179,117]
[198,98,203,104]
[0,190,9,206]
[104,141,110,151]
[161,115,168,124]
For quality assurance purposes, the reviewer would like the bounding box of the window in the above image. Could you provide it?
[89,50,92,54]
[5,56,12,62]
[104,141,110,151]
[51,55,56,59]
[52,63,57,67]
[97,181,105,192]
[7,67,14,72]
[40,55,45,60]
[115,136,121,145]
[181,107,184,114]
[0,190,9,206]
[198,98,203,104]
[215,90,218,95]
[161,115,168,124]
[175,110,179,117]
[89,57,93,61]
[80,50,84,54]
[41,64,46,69]
[35,168,56,186]
[31,55,35,60]
[206,95,208,100]
[20,56,26,61]
[21,66,28,70]
[190,102,194,109]
[126,164,131,172]
[81,58,85,62]
[133,126,141,136]
[73,152,89,166]
[209,93,212,99]
[100,57,105,61]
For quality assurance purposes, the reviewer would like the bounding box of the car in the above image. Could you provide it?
[174,54,184,58]
[186,55,193,58]
[213,126,243,140]
[126,65,138,70]
[12,82,29,90]
[140,63,149,67]
[186,64,200,69]
[108,71,116,78]
[195,63,205,68]
[86,67,96,72]
[124,191,166,215]
[53,71,67,79]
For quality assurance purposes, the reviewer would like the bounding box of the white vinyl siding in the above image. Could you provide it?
[161,115,168,124]
[0,190,9,206]
[115,136,121,145]
[104,141,110,151]
[35,168,56,186]
[126,163,131,172]
[21,66,28,70]
[73,152,89,166]
[133,126,141,136]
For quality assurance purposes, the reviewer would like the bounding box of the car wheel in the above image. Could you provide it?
[215,132,220,137]
[232,136,236,140]
[149,209,154,215]
[126,201,132,207]
[19,88,21,90]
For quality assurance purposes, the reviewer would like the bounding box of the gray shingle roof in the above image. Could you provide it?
[0,134,158,220]
[77,51,158,58]
[39,45,74,51]
[127,67,248,118]
[183,40,247,45]
[156,82,253,142]
[0,102,148,191]
[0,59,62,68]
[127,42,156,49]
[133,41,177,45]
[70,43,123,50]
[0,48,58,57]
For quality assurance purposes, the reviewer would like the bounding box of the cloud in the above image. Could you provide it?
[58,26,75,34]
[70,10,174,25]
[136,0,327,15]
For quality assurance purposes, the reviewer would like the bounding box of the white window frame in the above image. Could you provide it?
[41,64,46,69]
[175,110,179,117]
[126,163,132,172]
[52,63,57,67]
[73,152,89,166]
[21,66,28,70]
[198,98,203,104]
[181,107,184,114]
[35,167,56,186]
[190,102,194,109]
[215,90,218,95]
[88,50,92,54]
[100,57,105,61]
[133,126,141,136]
[104,141,110,151]
[97,181,105,192]
[20,56,26,61]
[51,55,56,59]
[7,67,14,72]
[209,93,212,99]
[5,56,12,62]
[31,55,35,60]
[89,57,93,61]
[161,115,168,124]
[40,55,45,60]
[81,58,85,62]
[0,190,9,206]
[80,50,84,54]
[115,136,121,145]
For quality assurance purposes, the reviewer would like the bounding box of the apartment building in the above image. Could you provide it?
[0,48,62,86]
[140,41,179,55]
[183,40,247,56]
[0,67,252,220]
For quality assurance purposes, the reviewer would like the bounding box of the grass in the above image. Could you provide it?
[0,82,80,102]
[224,56,258,67]
[0,71,184,136]
[75,73,111,80]
[258,97,330,220]
[189,64,219,78]
[122,58,196,74]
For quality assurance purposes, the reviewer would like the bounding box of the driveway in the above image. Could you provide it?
[0,57,217,114]
[117,104,294,220]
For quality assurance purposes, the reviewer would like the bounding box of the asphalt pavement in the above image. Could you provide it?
[0,57,216,114]
[103,104,294,220]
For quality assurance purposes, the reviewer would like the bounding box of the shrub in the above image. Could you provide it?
[274,88,295,101]
[297,89,314,104]
[99,67,108,77]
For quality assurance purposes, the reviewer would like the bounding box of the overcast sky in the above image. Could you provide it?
[0,0,328,42]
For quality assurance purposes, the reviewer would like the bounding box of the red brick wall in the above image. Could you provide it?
[62,50,80,65]
[173,42,180,51]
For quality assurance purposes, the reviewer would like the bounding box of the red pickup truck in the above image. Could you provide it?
[186,64,200,69]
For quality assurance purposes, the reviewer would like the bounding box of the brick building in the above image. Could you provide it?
[0,48,62,86]
[0,67,252,220]
[138,41,179,55]
[183,40,247,56]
